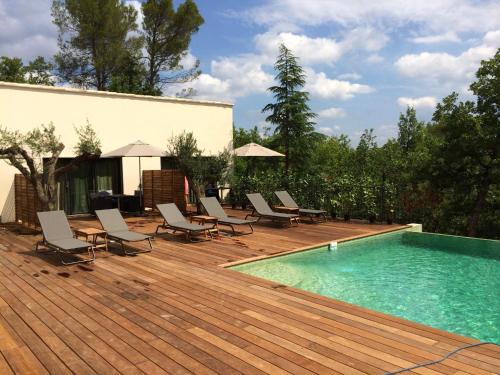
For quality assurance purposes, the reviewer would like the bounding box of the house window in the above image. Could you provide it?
[53,158,122,214]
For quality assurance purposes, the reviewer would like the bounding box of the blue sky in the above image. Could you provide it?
[1,0,499,143]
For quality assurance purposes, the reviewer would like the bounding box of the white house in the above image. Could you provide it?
[0,82,233,222]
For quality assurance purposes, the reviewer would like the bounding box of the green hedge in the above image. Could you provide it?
[226,171,402,222]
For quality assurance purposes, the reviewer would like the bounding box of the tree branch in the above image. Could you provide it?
[54,153,100,176]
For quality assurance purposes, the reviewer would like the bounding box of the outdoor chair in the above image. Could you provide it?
[245,193,300,226]
[274,190,327,222]
[36,210,95,266]
[95,209,152,255]
[200,196,256,235]
[155,203,215,241]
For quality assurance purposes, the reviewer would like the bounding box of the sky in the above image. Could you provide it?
[1,0,500,144]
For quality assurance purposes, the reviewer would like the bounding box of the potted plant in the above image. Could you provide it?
[338,175,355,221]
[386,209,395,225]
[340,190,355,221]
[385,182,397,224]
[363,185,377,224]
[328,197,340,219]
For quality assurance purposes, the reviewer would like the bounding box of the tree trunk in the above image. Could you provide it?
[467,179,490,237]
[191,182,205,214]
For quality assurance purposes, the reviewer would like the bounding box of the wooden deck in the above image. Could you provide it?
[0,211,498,374]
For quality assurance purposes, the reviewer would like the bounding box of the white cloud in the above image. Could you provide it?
[340,27,389,52]
[182,28,376,102]
[411,31,460,44]
[318,107,346,119]
[483,30,500,47]
[210,56,274,96]
[397,96,437,110]
[0,0,57,60]
[366,54,384,63]
[179,51,198,70]
[253,27,388,67]
[337,73,361,80]
[306,69,373,99]
[186,74,230,97]
[318,126,334,135]
[168,54,273,101]
[395,30,500,87]
[376,124,399,144]
[254,31,343,65]
[241,1,500,35]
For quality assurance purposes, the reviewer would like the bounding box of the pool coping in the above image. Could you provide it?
[220,223,415,268]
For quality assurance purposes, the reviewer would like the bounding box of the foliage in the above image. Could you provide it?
[74,120,102,155]
[108,38,148,94]
[167,131,230,211]
[0,57,25,83]
[0,122,101,210]
[141,0,204,95]
[262,44,316,174]
[231,49,500,239]
[397,107,424,153]
[52,0,140,90]
[0,56,54,85]
[51,0,203,95]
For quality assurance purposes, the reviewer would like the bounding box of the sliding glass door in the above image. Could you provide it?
[55,158,122,215]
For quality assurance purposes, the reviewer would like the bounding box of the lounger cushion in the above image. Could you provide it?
[50,238,93,251]
[108,231,150,242]
[274,191,299,209]
[299,208,327,215]
[156,203,188,224]
[167,221,214,231]
[95,209,129,232]
[246,193,299,219]
[200,197,256,225]
[199,197,227,218]
[37,210,75,241]
[262,212,298,219]
[220,217,256,225]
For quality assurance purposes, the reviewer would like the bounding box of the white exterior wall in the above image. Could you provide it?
[0,82,233,222]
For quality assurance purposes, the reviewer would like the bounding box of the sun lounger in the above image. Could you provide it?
[36,210,95,265]
[274,190,327,222]
[245,193,299,226]
[95,209,152,255]
[200,197,256,234]
[155,203,215,241]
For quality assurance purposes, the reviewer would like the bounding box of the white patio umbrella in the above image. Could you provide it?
[101,140,165,209]
[233,142,284,157]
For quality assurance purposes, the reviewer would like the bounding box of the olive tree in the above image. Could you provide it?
[0,121,101,211]
[167,131,230,212]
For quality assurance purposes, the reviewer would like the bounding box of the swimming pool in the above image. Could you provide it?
[232,230,500,343]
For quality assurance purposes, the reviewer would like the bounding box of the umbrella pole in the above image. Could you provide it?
[139,156,143,214]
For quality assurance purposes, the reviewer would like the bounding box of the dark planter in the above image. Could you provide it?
[232,203,236,209]
[330,210,337,219]
[369,215,376,224]
[387,217,393,225]
[241,203,247,210]
[343,213,350,221]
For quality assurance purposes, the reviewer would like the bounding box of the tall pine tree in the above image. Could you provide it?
[262,44,316,174]
[52,0,140,90]
[142,0,204,95]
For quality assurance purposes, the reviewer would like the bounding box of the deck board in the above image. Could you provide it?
[0,210,498,374]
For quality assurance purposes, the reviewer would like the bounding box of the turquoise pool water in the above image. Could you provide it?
[233,231,500,343]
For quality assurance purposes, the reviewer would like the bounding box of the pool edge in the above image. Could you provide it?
[220,223,414,268]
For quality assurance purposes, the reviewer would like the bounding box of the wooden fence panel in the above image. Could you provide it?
[142,170,186,212]
[14,174,41,228]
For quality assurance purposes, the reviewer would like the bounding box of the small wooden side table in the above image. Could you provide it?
[190,215,219,238]
[273,206,300,215]
[74,227,108,251]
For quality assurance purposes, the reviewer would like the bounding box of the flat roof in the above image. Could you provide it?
[0,81,233,108]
